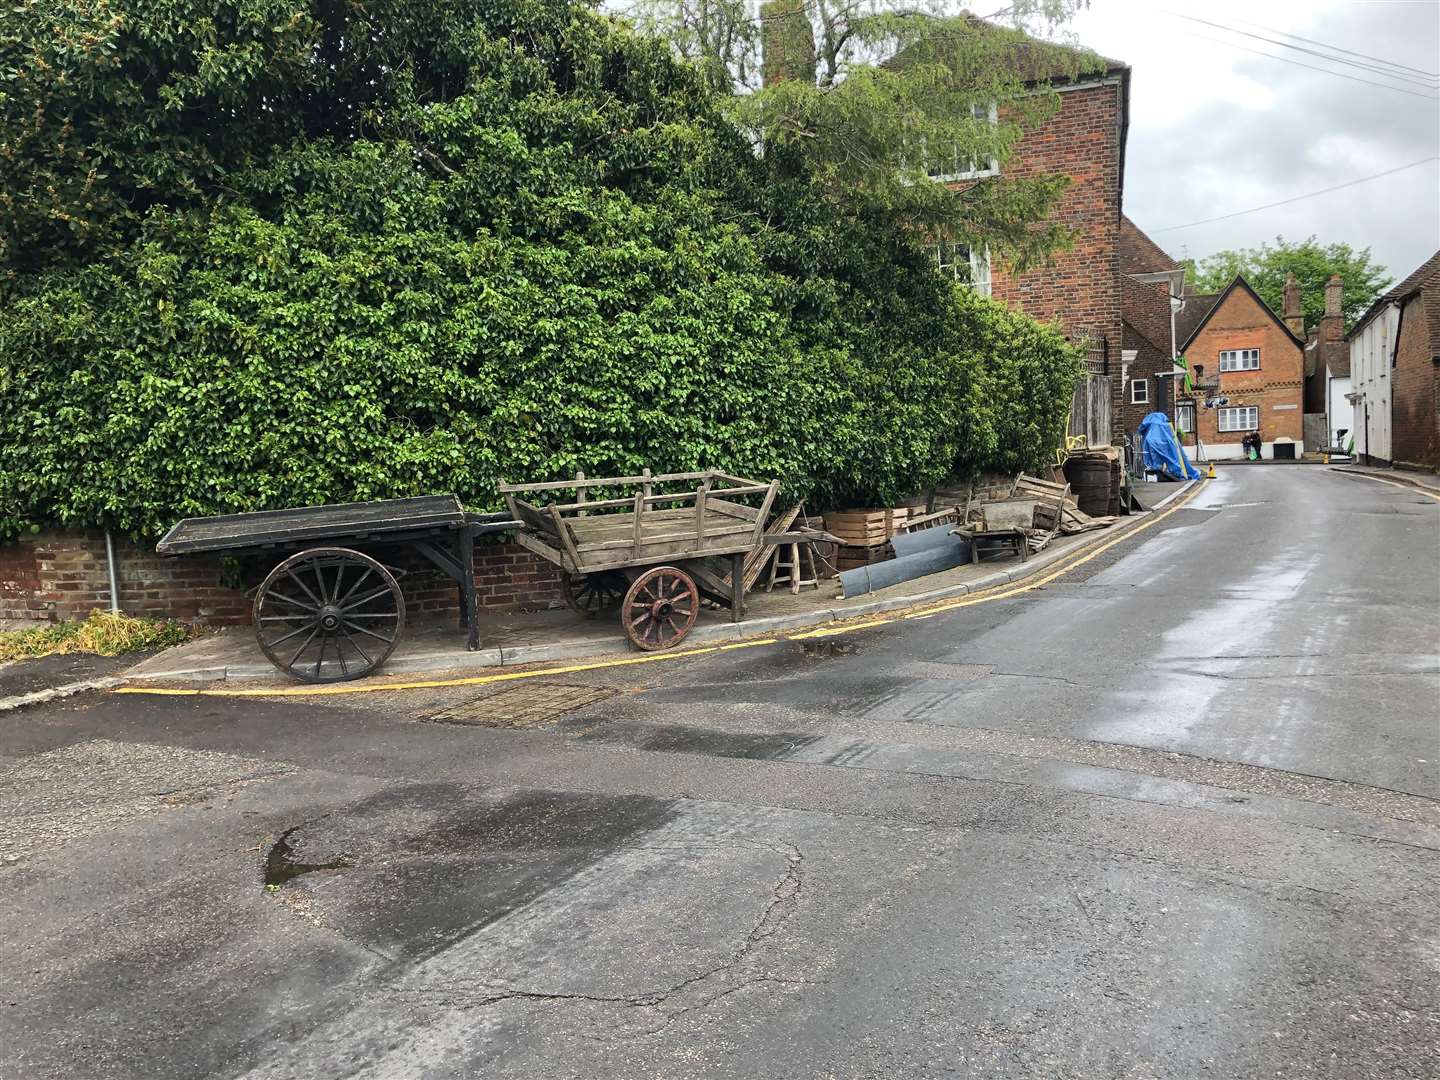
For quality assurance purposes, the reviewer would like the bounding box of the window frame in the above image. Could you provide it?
[1218,348,1261,372]
[1129,379,1149,404]
[924,103,1001,183]
[1217,405,1260,433]
[928,239,992,298]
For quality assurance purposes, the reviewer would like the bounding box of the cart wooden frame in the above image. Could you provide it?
[499,470,779,651]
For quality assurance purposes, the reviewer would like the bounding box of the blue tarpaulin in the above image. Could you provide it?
[1138,411,1200,480]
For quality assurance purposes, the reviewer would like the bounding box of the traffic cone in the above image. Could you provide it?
[1206,462,1216,479]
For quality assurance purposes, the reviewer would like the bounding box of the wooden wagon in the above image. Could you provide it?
[499,470,779,651]
[156,496,518,683]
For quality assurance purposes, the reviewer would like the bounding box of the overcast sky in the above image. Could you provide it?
[1062,0,1440,282]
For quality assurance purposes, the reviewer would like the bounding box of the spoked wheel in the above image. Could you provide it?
[254,547,405,683]
[621,566,699,652]
[561,571,624,618]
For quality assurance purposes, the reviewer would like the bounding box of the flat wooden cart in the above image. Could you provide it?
[500,470,779,651]
[156,496,518,683]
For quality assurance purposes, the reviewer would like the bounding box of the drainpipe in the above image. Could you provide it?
[104,530,122,614]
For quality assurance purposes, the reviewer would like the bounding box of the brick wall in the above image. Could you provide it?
[0,531,565,626]
[1118,276,1173,438]
[989,80,1125,376]
[1391,292,1440,470]
[1186,287,1305,456]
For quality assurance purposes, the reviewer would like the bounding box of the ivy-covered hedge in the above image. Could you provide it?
[0,0,1081,540]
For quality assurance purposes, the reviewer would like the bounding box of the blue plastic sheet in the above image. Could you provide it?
[1138,411,1200,480]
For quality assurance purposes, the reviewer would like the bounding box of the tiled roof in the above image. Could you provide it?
[1175,291,1219,348]
[1176,276,1306,353]
[1350,251,1440,357]
[1118,216,1180,276]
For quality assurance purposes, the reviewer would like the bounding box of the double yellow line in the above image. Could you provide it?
[116,479,1208,699]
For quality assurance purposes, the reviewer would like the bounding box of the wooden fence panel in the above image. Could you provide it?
[1069,375,1113,447]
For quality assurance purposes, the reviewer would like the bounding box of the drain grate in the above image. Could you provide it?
[425,684,616,727]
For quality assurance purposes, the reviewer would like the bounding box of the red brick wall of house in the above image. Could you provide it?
[1391,292,1440,469]
[1187,288,1305,453]
[0,532,564,626]
[1118,276,1172,438]
[989,81,1125,375]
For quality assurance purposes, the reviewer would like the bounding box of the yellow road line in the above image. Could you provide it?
[900,479,1206,619]
[115,482,1207,700]
[1344,472,1440,502]
[115,637,779,699]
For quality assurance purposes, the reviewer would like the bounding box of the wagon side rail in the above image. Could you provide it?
[499,471,779,569]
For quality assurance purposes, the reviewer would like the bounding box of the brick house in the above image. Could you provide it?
[1175,276,1306,460]
[918,45,1131,388]
[1116,216,1184,441]
[1347,250,1440,469]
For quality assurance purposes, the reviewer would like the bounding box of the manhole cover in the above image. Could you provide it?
[425,684,616,727]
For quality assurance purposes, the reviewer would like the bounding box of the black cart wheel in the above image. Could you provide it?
[254,547,405,683]
[561,571,624,618]
[621,566,699,651]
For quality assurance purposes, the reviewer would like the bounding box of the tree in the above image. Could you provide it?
[1185,237,1393,332]
[624,0,1102,270]
[0,0,1082,538]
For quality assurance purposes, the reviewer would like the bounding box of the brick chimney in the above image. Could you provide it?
[1323,273,1343,339]
[761,0,816,87]
[1283,272,1304,338]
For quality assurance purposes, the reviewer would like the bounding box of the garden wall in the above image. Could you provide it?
[0,530,563,626]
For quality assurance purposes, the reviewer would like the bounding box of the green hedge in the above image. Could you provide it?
[0,0,1081,539]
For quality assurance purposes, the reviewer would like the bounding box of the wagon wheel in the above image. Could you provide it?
[561,572,624,618]
[254,547,405,683]
[622,566,699,652]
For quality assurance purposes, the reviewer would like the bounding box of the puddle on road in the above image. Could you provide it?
[795,640,861,658]
[580,721,821,761]
[264,826,350,889]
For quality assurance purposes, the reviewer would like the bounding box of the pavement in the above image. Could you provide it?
[123,481,1196,685]
[2,465,1437,1079]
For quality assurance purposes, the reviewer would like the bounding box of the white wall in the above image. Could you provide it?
[1349,304,1398,461]
[1327,376,1352,448]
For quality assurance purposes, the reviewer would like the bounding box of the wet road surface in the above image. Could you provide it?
[2,467,1437,1078]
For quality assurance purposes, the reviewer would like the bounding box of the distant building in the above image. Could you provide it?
[1176,276,1306,460]
[1116,216,1184,442]
[1303,276,1349,451]
[1347,251,1440,469]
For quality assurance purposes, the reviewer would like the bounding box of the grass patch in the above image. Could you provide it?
[0,610,191,663]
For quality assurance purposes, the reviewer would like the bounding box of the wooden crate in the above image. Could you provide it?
[823,507,916,547]
[834,542,894,571]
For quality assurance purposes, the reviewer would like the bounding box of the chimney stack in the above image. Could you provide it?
[1283,272,1304,337]
[760,0,816,88]
[1325,274,1342,319]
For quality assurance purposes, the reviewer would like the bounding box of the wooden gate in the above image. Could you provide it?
[1068,374,1112,448]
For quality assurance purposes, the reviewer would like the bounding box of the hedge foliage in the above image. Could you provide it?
[0,0,1082,539]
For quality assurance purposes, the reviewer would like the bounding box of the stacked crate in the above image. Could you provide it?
[823,507,919,571]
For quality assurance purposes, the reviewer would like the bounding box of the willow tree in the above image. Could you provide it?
[625,0,1105,269]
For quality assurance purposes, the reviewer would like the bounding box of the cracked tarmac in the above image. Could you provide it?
[1,467,1437,1078]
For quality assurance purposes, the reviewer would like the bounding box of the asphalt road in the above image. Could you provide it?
[2,467,1437,1079]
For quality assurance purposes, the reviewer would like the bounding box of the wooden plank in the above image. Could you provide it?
[632,490,644,558]
[156,495,466,555]
[511,529,565,568]
[742,504,802,592]
[547,504,584,571]
[694,478,711,544]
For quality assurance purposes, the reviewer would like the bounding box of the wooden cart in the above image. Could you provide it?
[156,496,518,683]
[499,470,779,651]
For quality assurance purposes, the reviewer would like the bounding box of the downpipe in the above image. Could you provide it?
[105,530,122,614]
